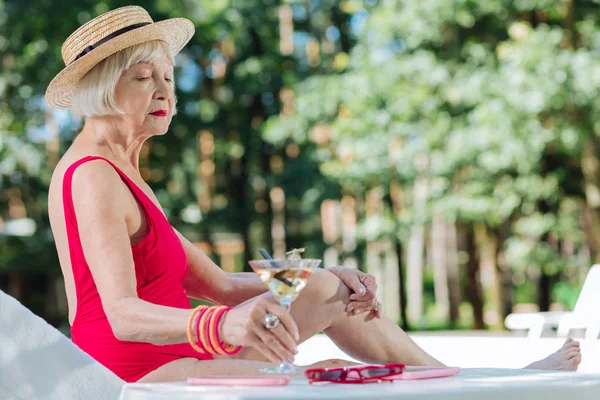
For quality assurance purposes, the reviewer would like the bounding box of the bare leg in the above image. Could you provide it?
[233,269,582,371]
[140,269,580,382]
[232,269,443,366]
[140,269,426,382]
[525,338,582,371]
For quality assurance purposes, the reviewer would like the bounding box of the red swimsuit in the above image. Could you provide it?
[62,156,212,382]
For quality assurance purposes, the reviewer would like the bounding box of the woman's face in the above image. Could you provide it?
[113,52,175,136]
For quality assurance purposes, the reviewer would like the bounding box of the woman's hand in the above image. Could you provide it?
[327,266,382,318]
[220,297,300,364]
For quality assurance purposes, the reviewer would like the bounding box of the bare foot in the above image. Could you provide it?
[525,338,582,371]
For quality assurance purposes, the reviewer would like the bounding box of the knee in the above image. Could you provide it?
[305,268,350,305]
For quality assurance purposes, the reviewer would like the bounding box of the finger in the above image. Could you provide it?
[374,308,383,319]
[248,333,283,364]
[255,326,295,363]
[361,274,378,294]
[343,271,367,296]
[350,290,375,301]
[266,303,300,342]
[347,299,376,314]
[267,321,298,355]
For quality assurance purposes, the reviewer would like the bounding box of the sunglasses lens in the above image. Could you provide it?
[313,371,344,381]
[360,368,393,378]
[321,371,344,380]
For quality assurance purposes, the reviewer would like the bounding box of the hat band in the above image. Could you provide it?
[71,22,151,64]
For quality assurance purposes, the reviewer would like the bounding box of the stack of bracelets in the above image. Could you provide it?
[186,305,242,356]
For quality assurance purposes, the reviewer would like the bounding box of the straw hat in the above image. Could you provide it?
[45,6,194,109]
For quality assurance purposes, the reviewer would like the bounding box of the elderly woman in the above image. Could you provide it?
[46,6,581,383]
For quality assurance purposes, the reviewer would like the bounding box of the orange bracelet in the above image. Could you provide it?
[208,306,229,355]
[211,306,241,355]
[194,307,211,354]
[187,305,208,354]
[199,307,219,354]
[188,305,242,356]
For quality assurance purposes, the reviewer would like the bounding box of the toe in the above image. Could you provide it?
[566,349,580,359]
[561,338,579,351]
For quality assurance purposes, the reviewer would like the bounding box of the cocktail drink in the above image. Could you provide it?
[248,257,321,374]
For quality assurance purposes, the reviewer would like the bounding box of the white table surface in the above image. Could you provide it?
[119,368,600,400]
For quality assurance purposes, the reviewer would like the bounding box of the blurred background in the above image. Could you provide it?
[2,0,600,338]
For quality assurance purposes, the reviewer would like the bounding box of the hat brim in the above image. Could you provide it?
[45,18,194,109]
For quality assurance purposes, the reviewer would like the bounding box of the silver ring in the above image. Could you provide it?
[374,300,382,311]
[264,313,280,329]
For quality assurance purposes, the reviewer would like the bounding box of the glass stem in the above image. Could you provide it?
[281,301,291,313]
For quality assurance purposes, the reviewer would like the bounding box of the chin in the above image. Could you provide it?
[143,123,170,136]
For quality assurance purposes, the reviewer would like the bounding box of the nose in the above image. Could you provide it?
[154,80,173,102]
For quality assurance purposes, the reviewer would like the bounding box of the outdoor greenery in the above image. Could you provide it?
[1,0,600,331]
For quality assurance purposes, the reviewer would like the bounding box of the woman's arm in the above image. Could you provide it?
[178,232,381,313]
[72,161,298,363]
[176,231,267,306]
[73,162,193,344]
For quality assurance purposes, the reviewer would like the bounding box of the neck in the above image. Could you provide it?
[78,116,149,170]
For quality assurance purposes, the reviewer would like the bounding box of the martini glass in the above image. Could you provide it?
[248,257,321,374]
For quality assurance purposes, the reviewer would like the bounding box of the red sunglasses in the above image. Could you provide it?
[305,364,405,384]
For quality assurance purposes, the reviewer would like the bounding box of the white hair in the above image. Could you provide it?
[72,40,177,118]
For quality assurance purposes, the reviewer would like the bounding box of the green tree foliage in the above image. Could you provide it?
[0,0,358,317]
[264,0,600,321]
[3,0,600,328]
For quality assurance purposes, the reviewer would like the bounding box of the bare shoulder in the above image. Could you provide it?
[70,159,128,214]
[49,155,128,220]
[51,156,120,199]
[48,155,89,218]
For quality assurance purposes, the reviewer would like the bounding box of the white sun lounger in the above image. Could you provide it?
[505,264,600,339]
[0,289,124,400]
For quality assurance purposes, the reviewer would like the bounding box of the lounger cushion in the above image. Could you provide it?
[0,289,123,400]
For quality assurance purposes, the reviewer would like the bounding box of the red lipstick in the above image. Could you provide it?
[149,110,167,117]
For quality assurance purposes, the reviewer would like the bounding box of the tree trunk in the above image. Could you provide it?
[259,141,274,256]
[395,239,409,331]
[7,272,24,301]
[476,224,503,330]
[495,221,513,321]
[445,222,461,327]
[237,26,267,270]
[382,240,401,323]
[538,232,560,312]
[465,223,485,329]
[431,215,449,322]
[406,170,428,326]
[565,0,579,48]
[385,183,408,330]
[581,139,600,263]
[406,223,425,326]
[538,271,552,312]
